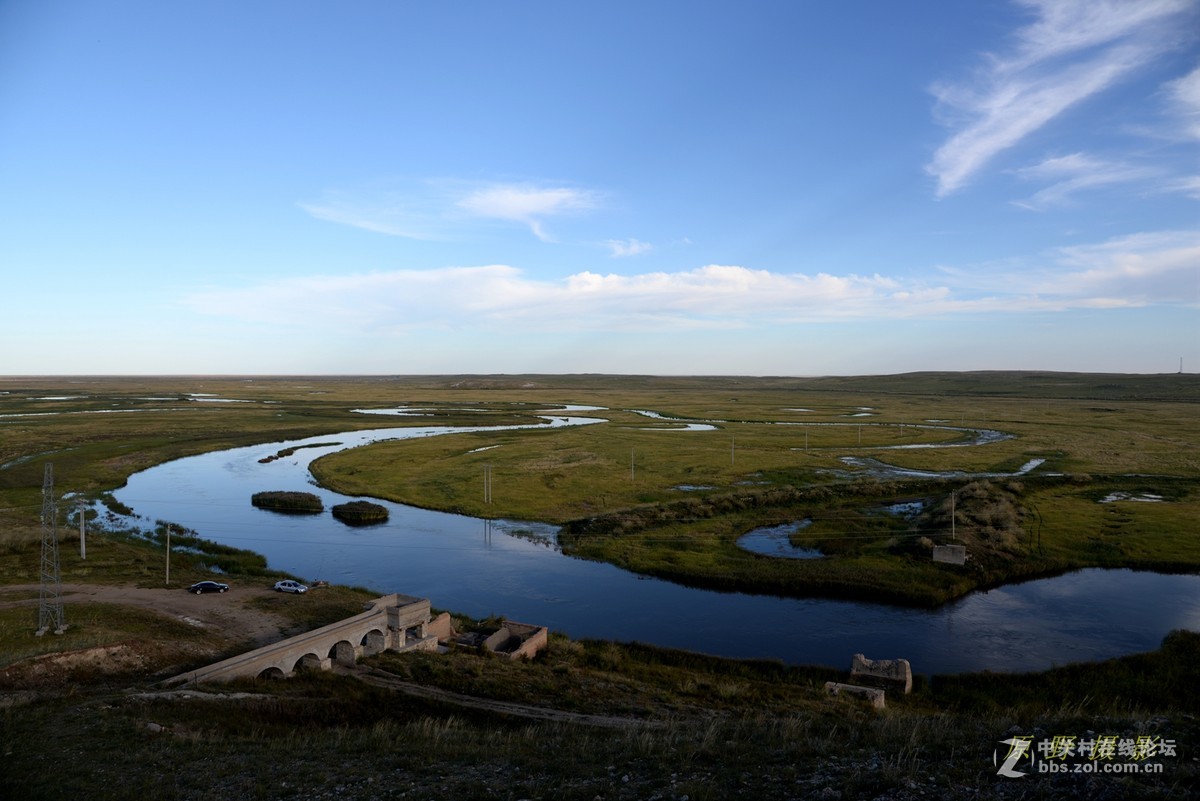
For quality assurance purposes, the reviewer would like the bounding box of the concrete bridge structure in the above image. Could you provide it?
[166,593,450,686]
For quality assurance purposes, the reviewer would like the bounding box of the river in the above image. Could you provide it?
[111,412,1200,675]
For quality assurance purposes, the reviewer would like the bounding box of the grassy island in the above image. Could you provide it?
[331,500,390,525]
[251,490,325,513]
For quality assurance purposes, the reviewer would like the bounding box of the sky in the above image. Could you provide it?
[1,1,1197,376]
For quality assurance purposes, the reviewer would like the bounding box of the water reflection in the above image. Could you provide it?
[736,520,823,559]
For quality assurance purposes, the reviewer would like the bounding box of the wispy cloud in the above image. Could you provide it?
[1165,175,1200,199]
[456,184,601,242]
[1012,152,1154,209]
[1045,230,1200,305]
[604,238,653,258]
[927,0,1193,197]
[938,229,1200,307]
[298,187,450,240]
[1165,62,1200,139]
[299,180,602,242]
[185,230,1199,334]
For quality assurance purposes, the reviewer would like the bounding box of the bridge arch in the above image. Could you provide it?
[330,639,357,666]
[361,628,386,655]
[295,652,325,672]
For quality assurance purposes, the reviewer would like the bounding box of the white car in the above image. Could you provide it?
[273,579,308,594]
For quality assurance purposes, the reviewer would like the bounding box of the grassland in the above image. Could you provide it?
[4,372,1197,605]
[3,371,1197,607]
[2,373,1199,799]
[306,374,1200,606]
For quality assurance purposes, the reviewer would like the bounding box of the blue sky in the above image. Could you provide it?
[2,1,1197,376]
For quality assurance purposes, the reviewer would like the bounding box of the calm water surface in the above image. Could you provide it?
[113,417,1200,675]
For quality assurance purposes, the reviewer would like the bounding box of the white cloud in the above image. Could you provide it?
[927,0,1193,197]
[1046,230,1200,304]
[1012,152,1154,208]
[456,184,602,241]
[1005,0,1191,69]
[1165,175,1200,199]
[187,264,923,333]
[938,229,1200,307]
[298,189,448,240]
[185,230,1199,336]
[300,180,602,242]
[605,238,653,257]
[1165,63,1200,139]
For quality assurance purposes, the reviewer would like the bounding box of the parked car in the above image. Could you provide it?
[273,579,308,594]
[188,580,229,594]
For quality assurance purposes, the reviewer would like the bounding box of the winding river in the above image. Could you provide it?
[111,410,1200,675]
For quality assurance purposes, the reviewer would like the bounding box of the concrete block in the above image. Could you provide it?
[824,682,885,709]
[850,653,912,694]
[427,612,454,642]
[933,544,967,565]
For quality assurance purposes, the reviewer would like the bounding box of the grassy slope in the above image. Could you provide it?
[3,628,1198,800]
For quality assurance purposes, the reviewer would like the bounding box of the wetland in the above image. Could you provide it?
[3,373,1200,800]
[81,375,1199,674]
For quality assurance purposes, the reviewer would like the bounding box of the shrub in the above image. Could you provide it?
[332,501,389,525]
[251,491,324,514]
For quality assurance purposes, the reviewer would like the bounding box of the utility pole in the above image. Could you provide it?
[731,437,735,467]
[630,448,635,482]
[76,498,87,560]
[483,464,492,504]
[164,525,171,586]
[951,492,957,541]
[36,464,66,636]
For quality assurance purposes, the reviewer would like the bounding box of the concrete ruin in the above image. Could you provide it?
[850,653,913,694]
[824,681,886,710]
[932,544,967,565]
[455,620,548,660]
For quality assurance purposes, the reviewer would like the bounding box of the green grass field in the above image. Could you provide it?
[4,373,1198,606]
[3,373,1199,800]
[303,375,1200,605]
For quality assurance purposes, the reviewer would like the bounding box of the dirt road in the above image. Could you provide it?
[0,582,289,647]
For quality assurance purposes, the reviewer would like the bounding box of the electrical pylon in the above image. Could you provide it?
[36,463,67,636]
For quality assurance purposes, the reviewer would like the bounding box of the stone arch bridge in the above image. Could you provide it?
[166,593,449,686]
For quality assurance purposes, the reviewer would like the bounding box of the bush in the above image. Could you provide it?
[332,501,389,525]
[251,491,324,514]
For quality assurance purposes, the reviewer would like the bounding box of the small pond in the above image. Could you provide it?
[736,520,823,559]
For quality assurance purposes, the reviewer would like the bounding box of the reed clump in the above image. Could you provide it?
[250,491,324,514]
[331,500,389,525]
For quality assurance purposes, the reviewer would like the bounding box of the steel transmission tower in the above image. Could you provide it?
[36,463,67,636]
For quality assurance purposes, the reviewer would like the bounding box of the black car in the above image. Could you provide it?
[188,580,229,594]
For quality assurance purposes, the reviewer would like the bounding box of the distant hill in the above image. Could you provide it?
[360,371,1200,402]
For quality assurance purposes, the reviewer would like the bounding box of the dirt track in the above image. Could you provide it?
[0,582,290,647]
[339,664,658,729]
